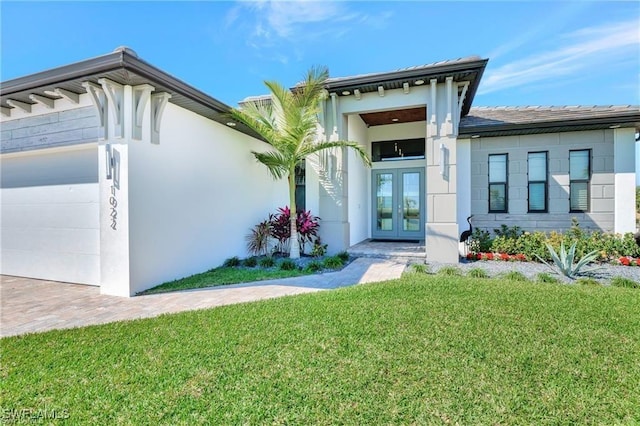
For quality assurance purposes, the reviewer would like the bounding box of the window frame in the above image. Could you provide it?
[488,153,508,213]
[527,151,548,213]
[569,149,591,213]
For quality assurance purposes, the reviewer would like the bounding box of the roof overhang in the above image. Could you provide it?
[324,57,488,116]
[459,112,640,138]
[0,48,258,138]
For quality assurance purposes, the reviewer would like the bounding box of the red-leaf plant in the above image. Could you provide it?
[270,207,320,255]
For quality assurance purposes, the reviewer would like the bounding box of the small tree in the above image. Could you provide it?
[230,66,370,258]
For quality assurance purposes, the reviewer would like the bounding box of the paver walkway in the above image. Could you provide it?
[1,257,406,337]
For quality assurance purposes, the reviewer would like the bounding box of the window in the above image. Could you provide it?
[528,152,547,212]
[371,138,425,162]
[488,154,508,212]
[569,150,590,212]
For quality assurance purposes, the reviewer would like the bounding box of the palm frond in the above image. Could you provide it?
[251,150,289,180]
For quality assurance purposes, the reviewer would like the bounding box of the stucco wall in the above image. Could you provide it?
[470,129,615,233]
[347,114,369,246]
[127,103,288,294]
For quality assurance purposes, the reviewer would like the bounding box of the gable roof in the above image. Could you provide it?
[459,105,640,137]
[0,47,259,138]
[324,56,488,116]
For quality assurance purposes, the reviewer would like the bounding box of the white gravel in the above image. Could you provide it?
[417,259,640,285]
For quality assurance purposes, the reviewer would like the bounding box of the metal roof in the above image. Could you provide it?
[459,105,640,137]
[0,47,259,138]
[324,56,488,116]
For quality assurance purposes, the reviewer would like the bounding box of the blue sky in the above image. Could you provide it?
[1,1,639,178]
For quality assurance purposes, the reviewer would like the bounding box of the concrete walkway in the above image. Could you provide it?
[1,257,406,338]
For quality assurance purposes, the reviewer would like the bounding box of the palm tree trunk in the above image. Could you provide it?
[288,170,301,259]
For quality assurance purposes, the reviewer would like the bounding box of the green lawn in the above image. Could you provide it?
[141,267,310,294]
[3,275,639,424]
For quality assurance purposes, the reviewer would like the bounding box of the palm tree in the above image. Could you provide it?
[230,66,370,259]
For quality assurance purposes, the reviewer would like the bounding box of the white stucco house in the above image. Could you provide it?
[1,48,638,296]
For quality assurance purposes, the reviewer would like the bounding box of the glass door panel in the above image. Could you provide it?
[376,173,394,232]
[402,172,420,232]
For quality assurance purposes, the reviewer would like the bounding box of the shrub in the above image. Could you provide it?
[258,257,276,268]
[279,259,297,271]
[270,207,321,254]
[336,251,350,262]
[243,257,258,267]
[492,236,520,255]
[223,257,241,267]
[304,260,323,272]
[469,228,492,253]
[501,271,529,282]
[323,256,344,269]
[494,224,523,239]
[611,276,640,289]
[438,266,462,276]
[409,263,430,274]
[310,237,328,258]
[246,220,272,256]
[468,268,489,278]
[536,273,559,284]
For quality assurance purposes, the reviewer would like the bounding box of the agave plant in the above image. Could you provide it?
[536,241,599,279]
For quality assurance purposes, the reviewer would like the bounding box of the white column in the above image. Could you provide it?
[613,128,636,233]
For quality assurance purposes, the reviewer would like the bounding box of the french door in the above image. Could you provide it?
[372,168,424,240]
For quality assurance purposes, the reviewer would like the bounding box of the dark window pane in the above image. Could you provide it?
[570,151,589,180]
[570,182,588,211]
[529,183,546,211]
[372,139,425,162]
[528,152,546,181]
[489,183,506,212]
[489,154,507,183]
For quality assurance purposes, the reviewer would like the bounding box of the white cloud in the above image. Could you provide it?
[479,18,640,95]
[227,0,393,63]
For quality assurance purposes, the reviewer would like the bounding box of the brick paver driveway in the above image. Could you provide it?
[1,257,406,337]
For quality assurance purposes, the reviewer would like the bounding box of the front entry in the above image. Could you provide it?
[372,168,425,240]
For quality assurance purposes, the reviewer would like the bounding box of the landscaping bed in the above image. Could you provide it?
[141,252,353,295]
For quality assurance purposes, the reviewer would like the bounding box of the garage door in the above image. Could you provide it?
[0,145,100,285]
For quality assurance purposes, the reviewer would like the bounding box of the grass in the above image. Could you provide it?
[4,275,639,424]
[141,266,309,294]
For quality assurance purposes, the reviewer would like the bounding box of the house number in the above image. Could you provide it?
[109,185,118,230]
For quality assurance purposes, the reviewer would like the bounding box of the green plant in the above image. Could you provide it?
[611,277,640,289]
[576,277,601,286]
[536,273,559,284]
[501,271,529,282]
[336,251,350,262]
[310,237,328,258]
[494,224,523,239]
[469,228,492,253]
[279,259,297,271]
[468,268,489,278]
[537,241,599,279]
[323,256,344,269]
[243,257,258,267]
[259,256,276,268]
[223,256,241,267]
[409,263,430,274]
[246,220,272,256]
[437,266,462,276]
[230,66,370,258]
[304,260,323,272]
